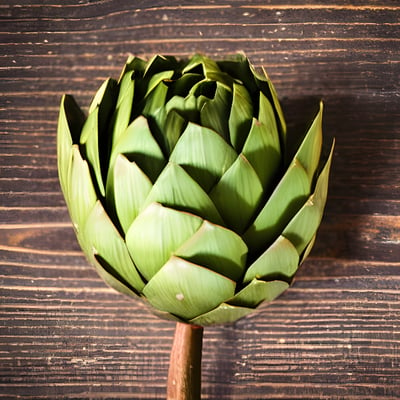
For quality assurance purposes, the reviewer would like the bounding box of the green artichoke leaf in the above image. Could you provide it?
[163,109,186,154]
[142,71,174,122]
[142,84,172,154]
[183,53,219,75]
[88,78,116,114]
[57,95,85,196]
[144,54,178,77]
[145,70,174,98]
[300,234,316,265]
[165,94,199,123]
[87,80,118,141]
[142,162,224,225]
[141,297,185,323]
[288,101,323,179]
[111,154,153,234]
[257,91,280,148]
[90,253,142,299]
[80,78,118,197]
[254,67,287,147]
[175,220,248,281]
[217,53,259,96]
[110,70,135,146]
[79,107,105,197]
[165,72,203,98]
[67,145,97,234]
[142,256,236,320]
[117,70,134,108]
[199,81,232,141]
[152,105,186,155]
[217,54,286,144]
[228,279,289,308]
[282,202,320,256]
[241,116,281,193]
[243,159,310,256]
[229,82,253,152]
[84,201,146,293]
[170,122,237,192]
[243,235,299,284]
[183,53,234,88]
[132,57,176,114]
[189,303,254,326]
[283,139,335,254]
[125,203,203,281]
[119,55,146,81]
[108,115,165,184]
[210,154,263,234]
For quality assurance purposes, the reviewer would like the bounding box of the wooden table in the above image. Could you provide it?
[1,1,399,399]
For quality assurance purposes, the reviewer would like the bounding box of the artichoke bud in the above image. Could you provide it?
[57,54,334,326]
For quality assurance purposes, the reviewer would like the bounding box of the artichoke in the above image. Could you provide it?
[57,54,334,326]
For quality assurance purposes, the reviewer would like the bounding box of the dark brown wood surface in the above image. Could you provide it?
[1,1,399,399]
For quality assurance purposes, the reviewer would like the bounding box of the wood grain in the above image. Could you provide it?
[1,1,399,399]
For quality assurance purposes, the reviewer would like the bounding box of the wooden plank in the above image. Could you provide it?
[1,0,399,399]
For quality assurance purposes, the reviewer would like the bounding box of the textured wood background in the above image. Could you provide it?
[1,1,399,399]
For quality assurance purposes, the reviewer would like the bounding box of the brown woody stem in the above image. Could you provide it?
[167,322,204,400]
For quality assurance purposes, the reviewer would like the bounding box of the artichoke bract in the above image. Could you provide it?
[57,54,334,326]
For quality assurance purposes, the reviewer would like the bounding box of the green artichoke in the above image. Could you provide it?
[57,54,334,326]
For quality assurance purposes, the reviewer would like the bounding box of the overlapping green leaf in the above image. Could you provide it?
[112,154,153,234]
[108,115,165,184]
[243,235,299,283]
[190,303,254,326]
[80,78,118,197]
[166,72,203,98]
[84,201,146,293]
[241,115,281,192]
[210,154,263,234]
[144,54,177,77]
[145,70,174,98]
[143,162,224,225]
[283,140,334,254]
[229,83,253,151]
[66,145,97,232]
[142,71,174,118]
[79,107,105,196]
[199,81,232,140]
[300,234,316,265]
[183,54,234,88]
[289,102,323,179]
[152,107,187,156]
[164,94,199,123]
[243,159,311,255]
[175,220,247,281]
[170,122,237,191]
[216,54,258,97]
[228,279,289,308]
[125,203,203,281]
[88,78,117,114]
[254,66,287,146]
[57,95,85,195]
[90,254,141,299]
[110,70,135,146]
[143,256,236,320]
[118,55,146,80]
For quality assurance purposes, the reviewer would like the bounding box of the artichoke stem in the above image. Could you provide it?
[167,322,204,400]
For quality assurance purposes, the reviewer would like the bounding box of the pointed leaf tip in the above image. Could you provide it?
[283,139,335,254]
